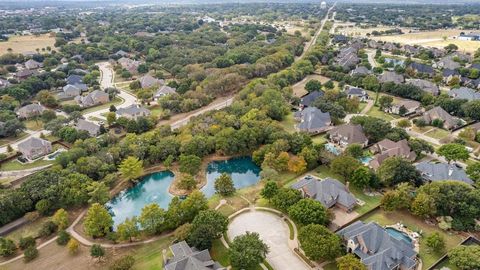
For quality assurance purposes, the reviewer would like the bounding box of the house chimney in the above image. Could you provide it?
[448,167,453,177]
[345,181,350,192]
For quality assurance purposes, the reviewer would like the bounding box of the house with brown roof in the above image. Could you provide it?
[75,119,101,137]
[387,100,421,115]
[419,106,463,130]
[24,59,43,70]
[139,74,164,89]
[407,79,439,96]
[16,103,46,119]
[369,139,416,170]
[327,124,368,148]
[75,90,110,107]
[378,71,404,84]
[116,104,151,120]
[17,137,52,160]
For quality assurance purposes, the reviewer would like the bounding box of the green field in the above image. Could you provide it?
[131,235,175,270]
[0,158,53,171]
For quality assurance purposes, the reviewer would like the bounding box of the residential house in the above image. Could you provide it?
[327,124,368,148]
[17,137,52,160]
[369,139,416,170]
[15,69,36,80]
[449,52,473,63]
[407,79,439,96]
[333,35,348,44]
[300,90,324,108]
[378,71,405,84]
[291,176,356,212]
[429,47,445,58]
[61,84,82,98]
[16,103,46,118]
[416,162,473,185]
[337,221,417,270]
[462,77,480,90]
[420,106,462,130]
[75,119,101,137]
[449,87,480,101]
[345,87,369,102]
[0,78,9,89]
[367,40,380,49]
[458,33,480,41]
[139,74,163,89]
[24,59,43,70]
[382,42,396,51]
[294,107,331,134]
[408,62,435,77]
[116,104,151,120]
[164,241,225,270]
[114,50,129,57]
[442,69,460,84]
[154,85,176,100]
[387,100,421,115]
[350,66,372,76]
[66,74,84,85]
[336,47,359,71]
[75,90,110,107]
[436,57,461,70]
[469,63,480,70]
[403,45,420,56]
[118,57,142,74]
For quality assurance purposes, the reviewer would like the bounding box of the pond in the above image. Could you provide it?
[201,157,261,197]
[106,170,175,228]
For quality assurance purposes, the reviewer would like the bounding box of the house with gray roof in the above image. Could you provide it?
[436,57,461,70]
[346,87,369,102]
[300,90,324,108]
[16,103,46,119]
[369,139,416,170]
[15,69,37,80]
[336,52,359,71]
[442,69,460,84]
[17,137,52,160]
[75,119,101,137]
[291,176,356,212]
[139,74,164,89]
[415,162,473,185]
[75,90,110,107]
[294,107,331,134]
[116,104,151,120]
[449,87,480,101]
[350,66,372,76]
[337,221,417,270]
[378,71,404,84]
[327,124,368,148]
[407,79,439,96]
[154,85,176,100]
[387,99,421,115]
[164,241,225,270]
[383,42,397,51]
[25,59,43,70]
[408,62,435,77]
[419,106,462,130]
[61,84,82,98]
[66,74,84,85]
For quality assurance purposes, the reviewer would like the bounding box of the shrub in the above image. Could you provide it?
[0,237,16,257]
[18,236,36,250]
[109,255,135,270]
[56,230,70,246]
[23,246,39,262]
[90,244,105,258]
[67,238,79,254]
[39,221,58,237]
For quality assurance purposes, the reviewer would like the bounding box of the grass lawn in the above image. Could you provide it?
[0,158,53,171]
[5,217,51,242]
[210,239,230,267]
[81,97,123,114]
[323,262,338,270]
[130,235,175,270]
[148,105,164,118]
[366,106,397,121]
[424,128,451,140]
[278,112,296,133]
[362,209,464,269]
[312,134,327,144]
[0,132,28,146]
[24,120,44,131]
[0,34,56,54]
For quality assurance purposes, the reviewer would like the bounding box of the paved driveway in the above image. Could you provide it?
[228,211,309,270]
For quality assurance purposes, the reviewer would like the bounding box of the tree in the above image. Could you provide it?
[90,244,105,259]
[187,210,228,250]
[214,173,235,196]
[378,95,393,110]
[362,75,380,91]
[19,236,35,250]
[178,173,196,191]
[83,203,113,238]
[351,166,374,190]
[466,162,480,184]
[109,255,135,270]
[381,183,414,211]
[23,246,38,262]
[462,100,480,121]
[117,217,139,242]
[271,188,302,212]
[67,238,79,254]
[377,157,422,186]
[444,43,459,53]
[287,155,307,174]
[106,112,116,125]
[229,232,269,270]
[119,156,144,182]
[298,224,342,261]
[410,192,436,218]
[261,181,279,201]
[448,245,480,270]
[0,237,16,257]
[56,230,70,246]
[139,203,166,235]
[288,199,330,226]
[305,80,322,92]
[425,232,445,253]
[331,156,362,180]
[345,144,364,159]
[408,138,434,156]
[437,143,469,163]
[174,223,192,241]
[87,181,110,205]
[52,208,69,230]
[179,154,201,175]
[336,254,367,270]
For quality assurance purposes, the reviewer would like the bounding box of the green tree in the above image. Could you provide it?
[56,230,70,246]
[90,244,105,259]
[214,173,235,196]
[23,246,38,262]
[362,75,380,91]
[425,232,445,253]
[117,217,139,242]
[377,157,422,186]
[179,154,202,175]
[187,210,228,250]
[106,112,116,125]
[381,183,414,211]
[378,95,393,110]
[119,156,144,182]
[298,224,342,261]
[139,203,166,235]
[345,144,364,158]
[336,254,367,270]
[288,198,330,226]
[271,188,302,212]
[87,181,110,205]
[0,237,16,257]
[449,245,480,270]
[331,155,362,180]
[83,203,113,238]
[410,192,436,218]
[178,173,197,191]
[229,232,269,270]
[305,80,322,92]
[466,162,480,184]
[18,236,35,250]
[261,181,279,201]
[437,143,469,163]
[52,208,69,230]
[174,223,192,242]
[351,166,374,190]
[67,238,79,254]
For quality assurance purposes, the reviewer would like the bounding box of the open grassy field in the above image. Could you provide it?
[362,209,464,269]
[0,34,56,54]
[334,22,404,37]
[278,112,296,133]
[0,158,53,171]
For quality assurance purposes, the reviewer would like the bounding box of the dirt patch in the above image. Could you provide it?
[0,34,56,54]
[292,74,331,98]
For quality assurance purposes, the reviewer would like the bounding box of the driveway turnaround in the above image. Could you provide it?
[228,210,309,270]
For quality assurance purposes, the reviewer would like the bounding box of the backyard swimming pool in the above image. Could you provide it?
[325,143,341,155]
[386,227,413,244]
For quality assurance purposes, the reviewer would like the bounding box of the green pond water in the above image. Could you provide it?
[106,157,260,227]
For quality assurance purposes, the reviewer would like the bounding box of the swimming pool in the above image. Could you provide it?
[325,143,341,156]
[386,227,413,244]
[359,156,373,165]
